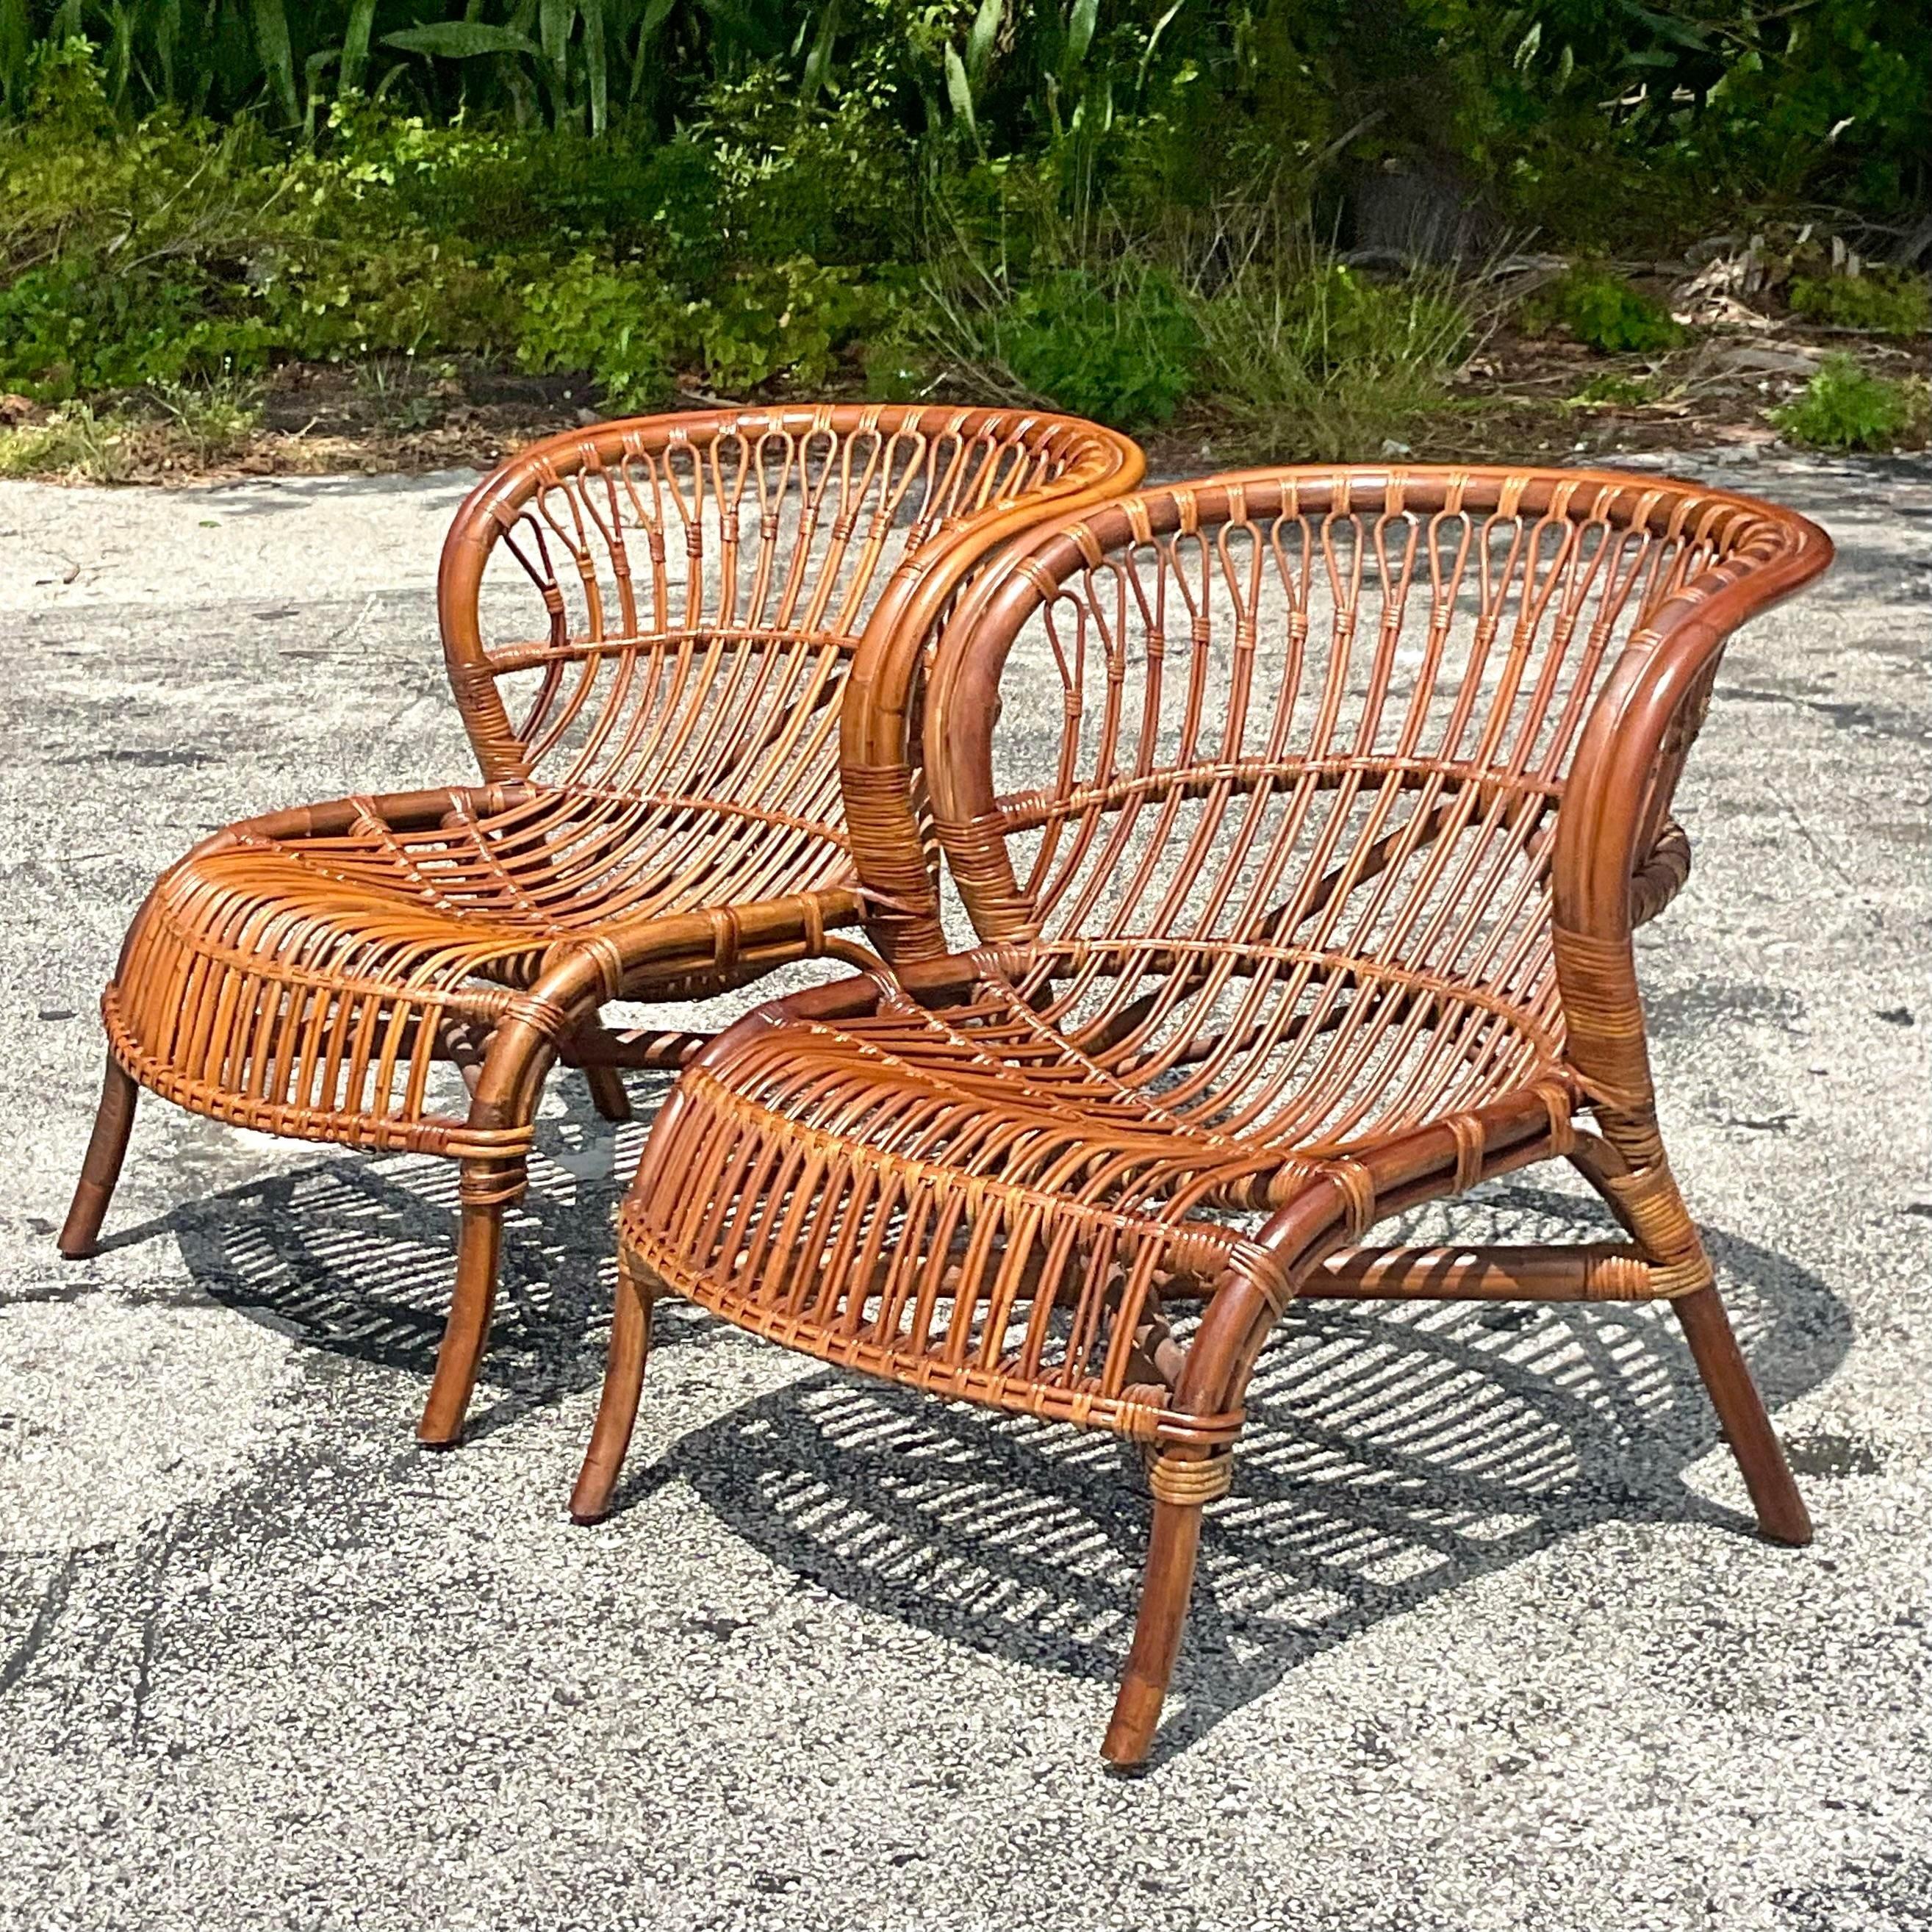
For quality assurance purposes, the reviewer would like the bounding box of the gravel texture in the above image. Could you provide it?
[1,456,1928,1932]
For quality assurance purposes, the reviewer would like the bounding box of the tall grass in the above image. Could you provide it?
[1185,207,1479,459]
[919,184,1483,455]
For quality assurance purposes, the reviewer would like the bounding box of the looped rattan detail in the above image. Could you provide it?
[66,403,1145,1451]
[706,908,742,978]
[1446,1113,1486,1196]
[1327,1160,1379,1243]
[1534,1079,1578,1157]
[458,1160,530,1210]
[583,461,1834,1766]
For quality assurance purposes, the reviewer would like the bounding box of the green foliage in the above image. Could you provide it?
[689,259,880,393]
[0,2,719,138]
[0,76,528,398]
[1454,0,1932,234]
[1192,255,1474,459]
[145,365,265,462]
[1770,353,1928,451]
[1788,270,1931,337]
[692,63,908,269]
[994,267,1200,427]
[5,1,1927,230]
[1529,270,1683,356]
[3,10,1929,461]
[511,254,675,408]
[0,401,131,481]
[1250,262,1468,378]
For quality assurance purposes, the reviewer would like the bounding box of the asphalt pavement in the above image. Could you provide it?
[1,453,1928,1931]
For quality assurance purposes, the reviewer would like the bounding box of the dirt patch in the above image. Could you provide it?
[1149,320,1932,474]
[4,318,1929,486]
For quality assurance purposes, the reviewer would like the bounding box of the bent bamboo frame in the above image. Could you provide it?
[581,462,1833,1765]
[60,403,1145,1448]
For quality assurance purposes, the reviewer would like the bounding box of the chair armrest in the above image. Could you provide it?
[1552,501,1832,1113]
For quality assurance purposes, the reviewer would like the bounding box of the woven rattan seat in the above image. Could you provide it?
[614,947,1572,1449]
[101,775,853,1157]
[571,464,1833,1766]
[61,404,1143,1445]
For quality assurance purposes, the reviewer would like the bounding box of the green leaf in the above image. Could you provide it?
[541,0,573,77]
[303,48,337,138]
[381,24,543,58]
[251,0,298,123]
[341,0,377,93]
[800,0,839,103]
[944,41,980,149]
[536,0,574,129]
[582,0,608,133]
[1614,0,1710,54]
[156,0,182,105]
[629,0,676,102]
[0,0,32,112]
[965,0,1001,90]
[1066,0,1097,72]
[1136,0,1189,100]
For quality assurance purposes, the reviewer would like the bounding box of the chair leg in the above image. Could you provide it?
[1673,1283,1811,1546]
[1574,1126,1811,1548]
[417,1172,511,1448]
[1102,1486,1207,1770]
[582,1066,632,1124]
[569,1260,656,1524]
[60,1056,140,1260]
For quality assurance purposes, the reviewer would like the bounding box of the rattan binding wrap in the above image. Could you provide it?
[577,462,1833,1766]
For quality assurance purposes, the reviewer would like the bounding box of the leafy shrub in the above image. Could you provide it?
[691,64,911,269]
[996,268,1202,428]
[259,238,518,364]
[324,103,728,288]
[0,256,281,398]
[145,367,264,464]
[512,256,678,410]
[1788,270,1931,337]
[689,260,883,393]
[1470,0,1932,228]
[1528,270,1683,356]
[857,276,941,403]
[9,0,1932,248]
[1275,265,1468,376]
[0,46,923,415]
[1770,353,1928,451]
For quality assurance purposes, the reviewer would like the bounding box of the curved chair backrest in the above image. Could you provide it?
[435,406,1143,816]
[906,466,1830,1121]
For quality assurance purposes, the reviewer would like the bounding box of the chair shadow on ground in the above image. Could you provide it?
[139,1090,668,1437]
[155,1111,1853,1767]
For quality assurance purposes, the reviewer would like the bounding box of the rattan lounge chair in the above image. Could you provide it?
[59,404,1143,1446]
[570,464,1833,1766]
